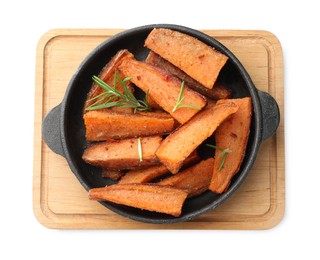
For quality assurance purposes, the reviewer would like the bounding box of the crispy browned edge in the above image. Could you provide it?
[145,51,232,100]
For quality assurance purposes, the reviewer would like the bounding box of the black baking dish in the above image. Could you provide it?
[42,24,280,224]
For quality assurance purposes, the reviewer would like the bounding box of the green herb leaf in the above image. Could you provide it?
[85,72,151,112]
[206,144,232,171]
[137,137,143,162]
[172,81,202,112]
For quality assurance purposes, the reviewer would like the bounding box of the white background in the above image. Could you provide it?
[1,0,319,259]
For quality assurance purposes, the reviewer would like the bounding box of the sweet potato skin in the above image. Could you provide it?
[118,58,207,124]
[209,97,252,193]
[84,109,177,141]
[156,101,239,174]
[101,169,125,181]
[119,151,200,184]
[89,183,188,217]
[82,136,162,170]
[158,158,214,197]
[145,51,231,100]
[145,28,228,89]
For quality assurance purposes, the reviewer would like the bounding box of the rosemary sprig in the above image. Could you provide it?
[85,72,150,113]
[206,144,232,171]
[137,137,143,162]
[172,81,202,112]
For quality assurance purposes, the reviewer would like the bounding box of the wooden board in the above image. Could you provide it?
[33,29,285,229]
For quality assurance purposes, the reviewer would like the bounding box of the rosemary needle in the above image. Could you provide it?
[206,144,232,171]
[137,137,143,162]
[172,81,202,112]
[85,72,150,113]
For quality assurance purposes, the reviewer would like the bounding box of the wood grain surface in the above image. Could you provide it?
[33,29,285,229]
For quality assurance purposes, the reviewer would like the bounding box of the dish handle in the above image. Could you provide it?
[42,103,65,156]
[257,90,280,141]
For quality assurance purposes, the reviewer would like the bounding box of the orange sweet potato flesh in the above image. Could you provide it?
[144,28,228,89]
[118,151,200,184]
[145,51,231,100]
[82,136,162,170]
[118,58,207,124]
[84,49,134,112]
[88,183,188,217]
[158,158,214,198]
[156,101,239,174]
[209,97,252,193]
[84,109,178,141]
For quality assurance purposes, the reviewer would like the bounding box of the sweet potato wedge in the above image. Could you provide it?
[158,158,214,197]
[119,151,200,184]
[144,28,228,89]
[88,183,188,217]
[101,169,125,181]
[82,136,162,170]
[118,164,169,185]
[209,97,252,193]
[118,58,207,124]
[84,49,134,113]
[84,109,178,141]
[145,51,231,100]
[156,101,239,174]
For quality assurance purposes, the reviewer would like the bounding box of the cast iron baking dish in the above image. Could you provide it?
[42,24,280,224]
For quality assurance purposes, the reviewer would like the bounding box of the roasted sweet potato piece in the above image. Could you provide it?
[101,169,125,181]
[118,58,207,124]
[89,183,188,217]
[145,95,163,110]
[84,109,178,141]
[84,49,134,112]
[156,102,238,174]
[118,164,169,185]
[82,136,162,170]
[145,51,231,100]
[119,151,200,184]
[209,97,252,193]
[144,28,228,89]
[158,158,214,197]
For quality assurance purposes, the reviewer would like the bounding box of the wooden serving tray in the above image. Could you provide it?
[33,29,285,229]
